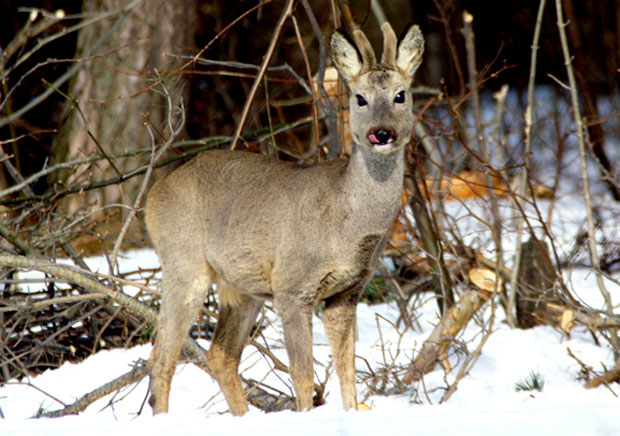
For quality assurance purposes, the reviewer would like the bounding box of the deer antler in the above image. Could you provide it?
[352,29,375,72]
[380,22,397,69]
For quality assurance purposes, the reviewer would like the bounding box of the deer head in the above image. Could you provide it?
[330,23,424,154]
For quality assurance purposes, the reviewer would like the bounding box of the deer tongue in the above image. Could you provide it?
[368,133,381,144]
[368,133,394,152]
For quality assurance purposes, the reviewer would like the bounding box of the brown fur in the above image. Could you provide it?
[146,22,424,415]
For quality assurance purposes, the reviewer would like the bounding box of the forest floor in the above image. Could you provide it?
[2,201,619,434]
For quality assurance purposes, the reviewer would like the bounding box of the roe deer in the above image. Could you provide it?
[146,22,424,415]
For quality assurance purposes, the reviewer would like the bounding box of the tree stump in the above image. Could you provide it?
[515,236,559,328]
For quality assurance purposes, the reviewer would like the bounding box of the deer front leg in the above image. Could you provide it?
[274,295,314,411]
[323,288,360,410]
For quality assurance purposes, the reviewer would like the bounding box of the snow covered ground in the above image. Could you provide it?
[2,246,619,435]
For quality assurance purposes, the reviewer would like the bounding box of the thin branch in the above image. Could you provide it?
[41,78,122,177]
[0,253,212,374]
[301,0,340,157]
[432,0,466,95]
[0,293,108,313]
[0,221,38,256]
[230,0,296,150]
[0,141,34,197]
[109,75,185,272]
[508,0,548,327]
[0,0,144,129]
[0,116,318,206]
[35,360,149,418]
[370,0,387,25]
[6,4,140,80]
[173,56,321,106]
[462,10,505,305]
[291,14,321,150]
[405,159,455,313]
[555,0,618,355]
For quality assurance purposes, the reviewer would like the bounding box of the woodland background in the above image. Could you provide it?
[0,0,619,417]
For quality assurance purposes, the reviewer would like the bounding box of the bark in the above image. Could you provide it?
[515,236,560,328]
[51,0,196,214]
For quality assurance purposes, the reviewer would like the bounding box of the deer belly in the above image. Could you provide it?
[209,251,274,298]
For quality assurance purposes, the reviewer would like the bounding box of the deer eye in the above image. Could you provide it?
[394,91,406,104]
[355,94,368,107]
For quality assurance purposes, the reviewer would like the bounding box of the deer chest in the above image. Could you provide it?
[315,233,386,302]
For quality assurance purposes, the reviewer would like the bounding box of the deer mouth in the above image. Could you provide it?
[368,128,397,152]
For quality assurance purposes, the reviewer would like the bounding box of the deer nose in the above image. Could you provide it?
[368,128,395,145]
[375,129,391,143]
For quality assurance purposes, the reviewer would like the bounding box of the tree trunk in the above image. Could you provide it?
[51,0,196,214]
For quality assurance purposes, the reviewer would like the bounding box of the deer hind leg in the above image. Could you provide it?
[207,287,263,416]
[322,288,360,410]
[274,295,314,411]
[148,265,210,414]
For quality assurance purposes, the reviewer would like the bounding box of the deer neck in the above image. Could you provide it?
[342,142,405,230]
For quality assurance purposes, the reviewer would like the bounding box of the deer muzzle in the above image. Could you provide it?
[368,127,397,152]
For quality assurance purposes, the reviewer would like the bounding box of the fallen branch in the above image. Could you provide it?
[34,339,311,418]
[403,287,494,384]
[0,253,212,373]
[0,292,108,312]
[543,303,620,331]
[585,365,620,390]
[441,298,496,403]
[35,360,149,418]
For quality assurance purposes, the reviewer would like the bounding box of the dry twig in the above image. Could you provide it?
[230,0,296,150]
[555,0,618,355]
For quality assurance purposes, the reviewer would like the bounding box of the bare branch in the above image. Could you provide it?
[230,0,296,150]
[0,253,212,375]
[35,360,149,418]
[0,0,144,129]
[109,75,186,272]
[555,0,618,355]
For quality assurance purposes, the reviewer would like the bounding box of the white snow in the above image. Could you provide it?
[2,248,619,435]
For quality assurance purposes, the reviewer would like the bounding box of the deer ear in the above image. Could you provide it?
[330,30,363,82]
[395,24,424,80]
